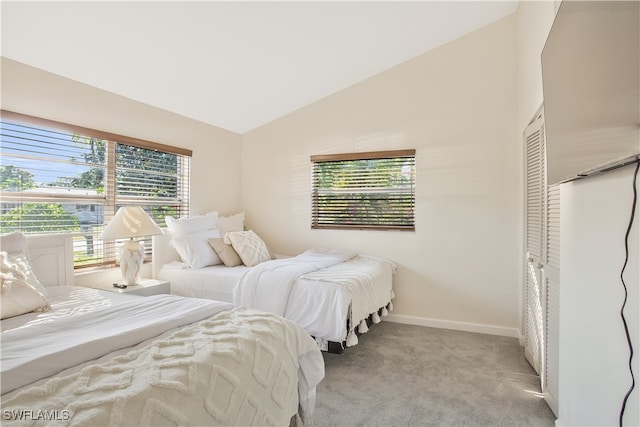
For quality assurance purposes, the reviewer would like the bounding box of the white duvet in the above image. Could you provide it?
[1,288,325,426]
[233,248,395,347]
[2,294,229,395]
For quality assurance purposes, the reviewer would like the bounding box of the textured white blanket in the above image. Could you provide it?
[1,307,324,426]
[2,294,231,395]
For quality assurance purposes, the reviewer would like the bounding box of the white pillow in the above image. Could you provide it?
[0,231,28,255]
[165,212,219,237]
[169,229,222,268]
[0,232,47,297]
[224,230,271,267]
[0,251,49,319]
[217,212,245,234]
[7,253,49,297]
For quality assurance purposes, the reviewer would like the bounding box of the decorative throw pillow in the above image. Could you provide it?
[169,229,222,268]
[7,253,49,297]
[0,231,29,256]
[217,212,245,234]
[208,238,243,267]
[0,251,49,319]
[224,230,271,267]
[0,231,48,297]
[165,212,218,237]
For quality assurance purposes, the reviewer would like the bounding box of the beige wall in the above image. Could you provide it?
[241,15,520,336]
[1,58,243,217]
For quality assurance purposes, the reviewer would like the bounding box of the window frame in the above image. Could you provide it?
[0,110,192,269]
[310,149,416,231]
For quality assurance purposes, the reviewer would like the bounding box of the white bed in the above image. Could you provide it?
[1,232,325,426]
[158,262,249,302]
[153,230,396,352]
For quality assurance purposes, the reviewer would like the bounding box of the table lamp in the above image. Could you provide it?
[101,206,163,286]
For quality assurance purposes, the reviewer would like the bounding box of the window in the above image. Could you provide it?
[311,149,415,231]
[0,110,191,268]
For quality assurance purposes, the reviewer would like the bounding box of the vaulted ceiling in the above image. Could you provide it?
[2,1,518,133]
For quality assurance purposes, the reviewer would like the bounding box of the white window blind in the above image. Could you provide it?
[311,149,415,231]
[0,110,191,269]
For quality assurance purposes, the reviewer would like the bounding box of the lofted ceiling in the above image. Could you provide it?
[1,1,518,134]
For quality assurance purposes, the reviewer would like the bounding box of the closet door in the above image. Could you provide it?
[523,107,560,416]
[524,109,546,376]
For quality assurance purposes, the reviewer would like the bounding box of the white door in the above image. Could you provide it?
[523,107,559,416]
[524,109,546,376]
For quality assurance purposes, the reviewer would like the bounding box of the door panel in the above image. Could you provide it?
[523,107,559,417]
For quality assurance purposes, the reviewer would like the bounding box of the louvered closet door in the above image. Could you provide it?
[523,107,560,417]
[524,110,546,377]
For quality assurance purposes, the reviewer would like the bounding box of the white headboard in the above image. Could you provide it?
[26,234,74,287]
[152,229,180,279]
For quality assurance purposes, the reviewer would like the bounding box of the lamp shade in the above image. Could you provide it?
[101,206,163,240]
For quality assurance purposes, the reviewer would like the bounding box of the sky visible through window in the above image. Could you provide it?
[1,121,101,187]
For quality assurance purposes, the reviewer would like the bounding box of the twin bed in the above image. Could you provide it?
[152,227,396,352]
[1,232,324,426]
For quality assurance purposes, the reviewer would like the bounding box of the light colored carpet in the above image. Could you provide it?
[313,321,556,426]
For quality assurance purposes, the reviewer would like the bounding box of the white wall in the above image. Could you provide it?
[516,2,639,425]
[1,58,243,284]
[241,15,521,336]
[559,166,639,426]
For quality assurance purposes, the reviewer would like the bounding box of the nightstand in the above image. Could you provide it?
[86,279,170,297]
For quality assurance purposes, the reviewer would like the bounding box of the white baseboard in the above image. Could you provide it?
[385,313,520,338]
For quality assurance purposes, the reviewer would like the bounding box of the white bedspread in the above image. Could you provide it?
[2,307,324,426]
[301,254,394,336]
[234,248,395,346]
[2,294,232,395]
[234,248,354,316]
[160,262,248,302]
[1,289,324,426]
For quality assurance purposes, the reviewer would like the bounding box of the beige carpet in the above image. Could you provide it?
[313,321,556,426]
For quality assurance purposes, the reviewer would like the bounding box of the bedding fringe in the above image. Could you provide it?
[328,299,395,352]
[346,330,358,347]
[357,319,369,334]
[372,312,381,324]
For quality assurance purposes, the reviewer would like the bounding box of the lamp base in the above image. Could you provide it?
[120,239,144,286]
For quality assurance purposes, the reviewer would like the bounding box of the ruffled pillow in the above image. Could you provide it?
[0,251,49,319]
[224,230,271,267]
[7,253,49,297]
[0,231,48,297]
[0,231,29,254]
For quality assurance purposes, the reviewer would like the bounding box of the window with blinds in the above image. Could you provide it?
[311,149,415,231]
[0,111,191,269]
